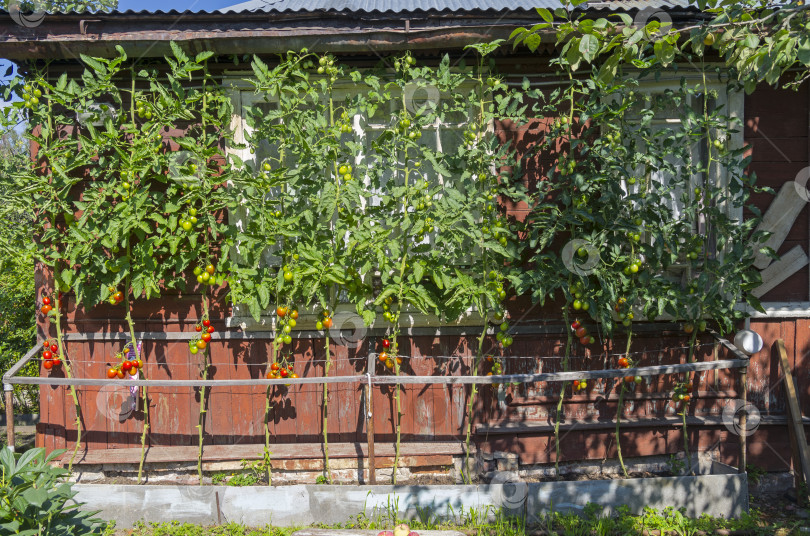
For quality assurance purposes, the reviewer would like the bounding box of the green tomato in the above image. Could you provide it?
[499,322,508,332]
[338,165,348,175]
[189,208,197,216]
[316,321,324,330]
[190,346,199,354]
[283,271,293,282]
[573,300,582,310]
[181,221,192,231]
[194,266,202,276]
[283,325,292,334]
[196,275,204,283]
[190,216,198,225]
[283,334,293,344]
[202,272,210,282]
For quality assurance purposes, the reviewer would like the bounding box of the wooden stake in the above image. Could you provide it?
[777,340,810,496]
[4,385,14,452]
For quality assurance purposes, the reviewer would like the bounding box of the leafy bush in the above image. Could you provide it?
[0,447,105,535]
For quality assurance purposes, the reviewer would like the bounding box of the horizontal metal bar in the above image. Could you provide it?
[4,358,745,387]
[2,345,42,383]
[5,375,365,387]
[369,359,746,385]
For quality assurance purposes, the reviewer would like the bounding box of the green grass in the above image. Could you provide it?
[116,503,804,536]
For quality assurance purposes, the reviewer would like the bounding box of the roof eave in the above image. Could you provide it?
[0,8,703,61]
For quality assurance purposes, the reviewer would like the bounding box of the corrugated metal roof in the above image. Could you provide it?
[217,0,693,14]
[0,0,695,16]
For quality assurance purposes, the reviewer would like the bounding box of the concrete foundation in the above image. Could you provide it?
[74,463,748,528]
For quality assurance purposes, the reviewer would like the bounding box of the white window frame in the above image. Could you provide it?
[224,78,488,331]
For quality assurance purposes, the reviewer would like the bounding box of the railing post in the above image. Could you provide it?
[4,383,15,453]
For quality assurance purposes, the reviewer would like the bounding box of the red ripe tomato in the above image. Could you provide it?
[378,352,388,363]
[280,369,289,378]
[202,333,212,342]
[195,325,202,332]
[52,358,61,366]
[196,340,207,349]
[50,344,58,353]
[107,368,117,379]
[117,370,125,379]
[276,307,286,317]
[43,360,53,370]
[270,363,280,371]
[571,320,581,330]
[290,310,299,320]
[43,340,50,348]
[624,375,635,383]
[575,327,587,338]
[382,339,391,349]
[129,361,138,371]
[43,350,52,360]
[579,336,590,345]
[41,305,52,314]
[122,361,132,370]
[323,318,333,329]
[113,291,124,301]
[42,296,51,305]
[617,357,629,368]
[266,371,273,379]
[207,325,215,333]
[135,359,143,368]
[203,319,211,327]
[573,380,580,388]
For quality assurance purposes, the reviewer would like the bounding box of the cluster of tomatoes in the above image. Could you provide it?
[337,111,353,134]
[571,319,595,345]
[614,297,634,327]
[337,163,354,181]
[41,339,63,371]
[393,54,417,70]
[572,379,588,392]
[107,287,125,306]
[395,117,422,141]
[672,381,694,407]
[194,263,220,286]
[135,100,153,120]
[380,296,397,323]
[487,271,508,303]
[570,281,590,312]
[377,338,402,371]
[495,321,513,347]
[483,211,509,247]
[119,170,140,201]
[317,56,338,83]
[180,208,199,234]
[276,306,300,344]
[622,259,643,276]
[617,356,643,385]
[20,82,42,109]
[40,295,56,315]
[266,361,298,380]
[462,124,480,146]
[484,356,504,390]
[189,319,215,354]
[106,347,143,379]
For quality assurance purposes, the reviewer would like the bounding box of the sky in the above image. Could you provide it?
[117,0,238,11]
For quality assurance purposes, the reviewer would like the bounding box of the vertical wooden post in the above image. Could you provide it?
[738,368,747,474]
[4,384,15,452]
